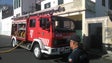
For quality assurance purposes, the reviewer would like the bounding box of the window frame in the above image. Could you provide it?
[109,0,112,10]
[58,0,63,5]
[40,18,49,29]
[29,19,36,27]
[102,0,105,6]
[14,0,21,9]
[44,2,51,9]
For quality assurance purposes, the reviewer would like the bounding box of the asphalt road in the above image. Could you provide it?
[0,35,112,63]
[0,35,67,63]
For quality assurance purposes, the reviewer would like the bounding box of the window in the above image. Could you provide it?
[16,13,20,17]
[109,0,112,10]
[18,0,21,7]
[102,0,105,6]
[40,18,49,28]
[14,0,21,9]
[44,2,51,9]
[30,19,36,27]
[52,16,75,32]
[36,4,41,11]
[14,0,17,9]
[58,0,63,5]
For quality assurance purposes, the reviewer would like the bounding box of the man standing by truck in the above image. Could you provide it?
[68,34,89,63]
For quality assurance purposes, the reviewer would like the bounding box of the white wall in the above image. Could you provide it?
[0,16,13,36]
[41,0,73,10]
[64,0,73,4]
[13,7,22,17]
[96,0,109,17]
[13,0,22,17]
[91,0,96,2]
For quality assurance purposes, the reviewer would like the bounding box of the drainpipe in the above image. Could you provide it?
[82,0,86,36]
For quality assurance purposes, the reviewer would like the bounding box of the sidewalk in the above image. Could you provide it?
[90,58,112,63]
[102,51,112,61]
[88,49,112,63]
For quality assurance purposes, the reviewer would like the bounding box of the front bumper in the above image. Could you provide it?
[41,46,71,55]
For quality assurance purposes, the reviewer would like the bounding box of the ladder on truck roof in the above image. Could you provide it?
[12,6,65,20]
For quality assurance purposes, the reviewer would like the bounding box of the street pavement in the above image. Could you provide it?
[0,35,112,63]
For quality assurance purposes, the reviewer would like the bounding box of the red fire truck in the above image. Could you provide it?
[11,7,76,59]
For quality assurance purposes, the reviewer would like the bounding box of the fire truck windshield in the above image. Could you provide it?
[52,16,75,32]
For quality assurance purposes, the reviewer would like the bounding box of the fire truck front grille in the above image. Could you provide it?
[53,39,69,47]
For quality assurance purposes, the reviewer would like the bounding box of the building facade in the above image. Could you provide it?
[85,0,112,49]
[96,0,109,17]
[0,5,13,36]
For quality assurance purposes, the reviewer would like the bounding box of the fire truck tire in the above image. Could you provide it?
[11,39,17,47]
[33,43,43,59]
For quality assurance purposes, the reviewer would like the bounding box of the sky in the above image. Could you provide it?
[0,0,13,5]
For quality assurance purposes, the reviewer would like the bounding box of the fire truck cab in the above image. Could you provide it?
[11,14,76,59]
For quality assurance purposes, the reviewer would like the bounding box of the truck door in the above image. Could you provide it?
[37,16,52,46]
[27,16,38,41]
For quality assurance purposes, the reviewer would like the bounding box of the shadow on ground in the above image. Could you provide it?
[40,54,69,63]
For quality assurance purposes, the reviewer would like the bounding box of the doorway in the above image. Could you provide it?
[88,23,102,49]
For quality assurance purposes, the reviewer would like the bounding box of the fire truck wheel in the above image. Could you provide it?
[12,39,17,47]
[33,44,42,59]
